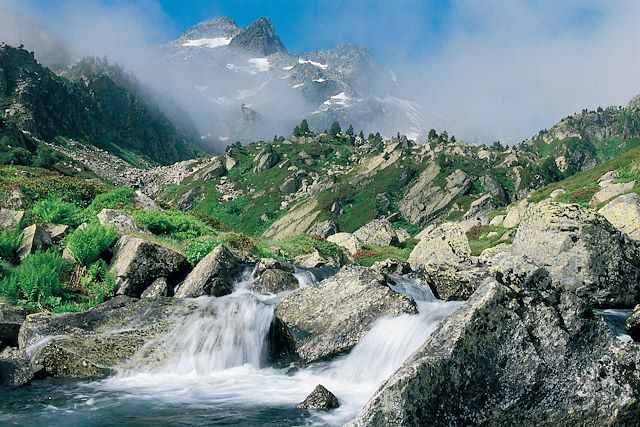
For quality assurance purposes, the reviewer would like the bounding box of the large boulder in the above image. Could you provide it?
[628,305,640,342]
[0,208,23,231]
[253,150,279,173]
[20,296,198,379]
[512,202,640,307]
[408,223,471,269]
[274,266,416,363]
[421,265,490,301]
[590,178,635,206]
[174,245,237,298]
[459,194,493,232]
[198,158,226,180]
[502,199,528,228]
[111,236,189,298]
[97,209,137,233]
[350,263,640,426]
[0,304,28,348]
[353,219,398,248]
[307,220,338,238]
[0,347,33,386]
[598,193,640,240]
[327,232,363,255]
[249,269,298,295]
[297,384,340,411]
[17,224,52,260]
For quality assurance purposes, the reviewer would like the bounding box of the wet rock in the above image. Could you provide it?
[20,296,198,379]
[598,193,640,240]
[512,202,640,307]
[353,219,398,248]
[174,245,237,298]
[256,258,294,274]
[250,269,298,294]
[408,223,471,269]
[17,224,52,260]
[0,208,23,231]
[140,277,169,299]
[97,209,137,234]
[307,220,338,238]
[275,266,416,363]
[297,384,340,411]
[0,304,28,348]
[371,259,412,275]
[421,265,490,301]
[327,232,363,255]
[0,347,32,386]
[351,268,640,426]
[628,305,640,342]
[111,236,189,298]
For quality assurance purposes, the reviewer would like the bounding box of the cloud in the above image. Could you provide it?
[1,0,639,145]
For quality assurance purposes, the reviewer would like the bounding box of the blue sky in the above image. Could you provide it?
[154,0,452,60]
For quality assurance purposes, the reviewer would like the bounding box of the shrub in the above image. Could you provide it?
[186,236,219,264]
[87,188,136,213]
[134,210,212,240]
[66,223,118,266]
[0,228,22,264]
[31,197,83,226]
[276,234,342,262]
[80,260,117,304]
[0,251,69,309]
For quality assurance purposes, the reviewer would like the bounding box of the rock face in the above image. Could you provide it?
[174,245,237,298]
[399,164,471,226]
[353,219,398,248]
[421,265,489,301]
[0,347,33,386]
[0,304,28,348]
[459,194,493,231]
[408,223,471,269]
[263,200,320,240]
[599,193,640,240]
[198,158,226,180]
[0,208,23,231]
[327,232,363,255]
[274,266,416,363]
[628,305,640,342]
[19,296,198,379]
[97,209,137,233]
[590,177,635,206]
[111,236,189,298]
[297,384,340,411]
[250,269,298,294]
[350,266,640,426]
[17,224,52,260]
[512,202,640,307]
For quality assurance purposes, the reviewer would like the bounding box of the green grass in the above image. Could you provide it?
[354,240,418,267]
[86,187,136,213]
[134,209,213,240]
[465,225,510,256]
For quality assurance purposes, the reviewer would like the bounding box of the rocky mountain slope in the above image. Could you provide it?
[0,44,205,166]
[166,16,429,144]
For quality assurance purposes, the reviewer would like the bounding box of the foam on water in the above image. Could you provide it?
[85,269,461,426]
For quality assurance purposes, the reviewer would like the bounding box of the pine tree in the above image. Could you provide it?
[330,121,341,136]
[299,119,310,135]
[293,125,301,137]
[358,130,364,139]
[346,124,354,136]
[428,129,438,141]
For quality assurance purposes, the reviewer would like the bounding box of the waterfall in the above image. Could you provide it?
[93,269,462,426]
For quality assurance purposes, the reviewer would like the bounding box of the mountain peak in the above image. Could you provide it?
[228,16,286,56]
[178,16,240,41]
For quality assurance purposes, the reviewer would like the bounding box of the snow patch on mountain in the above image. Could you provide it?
[298,58,329,69]
[181,37,232,48]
